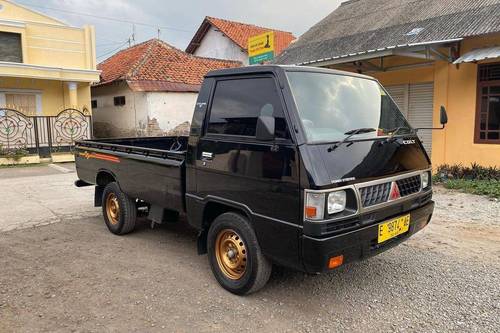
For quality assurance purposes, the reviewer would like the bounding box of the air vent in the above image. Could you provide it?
[479,63,500,82]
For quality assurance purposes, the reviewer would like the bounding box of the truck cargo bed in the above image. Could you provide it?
[76,136,188,160]
[75,136,188,213]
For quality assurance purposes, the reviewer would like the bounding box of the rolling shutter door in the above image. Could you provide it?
[408,83,434,155]
[385,85,408,117]
[385,83,434,155]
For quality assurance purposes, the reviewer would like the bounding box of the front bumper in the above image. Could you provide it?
[301,201,434,273]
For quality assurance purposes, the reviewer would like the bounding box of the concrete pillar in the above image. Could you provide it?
[67,82,78,107]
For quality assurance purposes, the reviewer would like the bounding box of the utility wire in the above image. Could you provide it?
[15,1,194,33]
[96,41,128,47]
[96,40,130,60]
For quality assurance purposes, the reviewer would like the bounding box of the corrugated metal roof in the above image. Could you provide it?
[275,0,500,65]
[297,39,463,66]
[453,46,500,63]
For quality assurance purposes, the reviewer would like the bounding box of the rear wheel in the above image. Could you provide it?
[207,212,272,295]
[102,182,137,235]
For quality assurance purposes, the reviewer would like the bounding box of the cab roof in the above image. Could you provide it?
[205,65,375,81]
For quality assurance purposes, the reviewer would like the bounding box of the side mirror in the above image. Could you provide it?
[440,106,448,127]
[256,115,275,141]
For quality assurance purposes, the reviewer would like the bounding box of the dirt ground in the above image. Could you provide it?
[0,165,499,332]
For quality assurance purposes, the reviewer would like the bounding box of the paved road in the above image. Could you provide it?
[0,164,499,332]
[0,163,98,232]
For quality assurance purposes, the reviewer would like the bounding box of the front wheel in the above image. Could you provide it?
[207,212,272,295]
[101,182,137,235]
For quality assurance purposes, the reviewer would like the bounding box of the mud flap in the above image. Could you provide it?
[147,205,179,225]
[94,186,104,207]
[197,229,208,255]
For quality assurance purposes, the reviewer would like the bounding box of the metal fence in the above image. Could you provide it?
[0,108,92,157]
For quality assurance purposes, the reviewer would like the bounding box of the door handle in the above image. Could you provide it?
[201,152,213,161]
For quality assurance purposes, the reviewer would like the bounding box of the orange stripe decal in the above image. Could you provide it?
[78,151,120,163]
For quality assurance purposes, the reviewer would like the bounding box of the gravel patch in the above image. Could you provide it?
[0,215,498,333]
[1,168,498,332]
[432,185,500,225]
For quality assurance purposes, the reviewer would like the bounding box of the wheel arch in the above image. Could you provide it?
[196,198,252,255]
[94,169,119,207]
[96,169,118,187]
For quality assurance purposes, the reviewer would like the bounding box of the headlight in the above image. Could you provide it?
[328,191,346,214]
[304,192,325,221]
[421,172,431,189]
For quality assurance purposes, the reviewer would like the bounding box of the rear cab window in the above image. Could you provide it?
[207,77,290,140]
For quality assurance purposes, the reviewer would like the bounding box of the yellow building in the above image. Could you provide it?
[276,0,500,168]
[0,0,99,162]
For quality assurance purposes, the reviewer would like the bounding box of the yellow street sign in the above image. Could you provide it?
[248,31,274,64]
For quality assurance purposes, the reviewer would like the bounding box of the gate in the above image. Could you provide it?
[0,108,92,158]
[0,108,37,152]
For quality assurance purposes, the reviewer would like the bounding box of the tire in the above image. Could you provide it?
[101,182,137,235]
[207,212,272,295]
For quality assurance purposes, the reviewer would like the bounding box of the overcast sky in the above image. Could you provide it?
[15,0,342,62]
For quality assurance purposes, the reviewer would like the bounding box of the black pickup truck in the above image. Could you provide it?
[75,65,444,295]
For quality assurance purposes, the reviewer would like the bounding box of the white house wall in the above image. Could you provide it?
[194,26,248,65]
[91,82,148,138]
[146,91,198,135]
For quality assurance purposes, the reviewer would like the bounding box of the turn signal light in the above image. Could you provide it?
[328,255,344,269]
[305,206,317,219]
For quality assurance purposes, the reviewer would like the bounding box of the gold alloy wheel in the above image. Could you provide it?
[106,193,120,225]
[215,229,247,280]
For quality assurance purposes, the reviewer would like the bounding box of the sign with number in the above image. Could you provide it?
[248,31,274,65]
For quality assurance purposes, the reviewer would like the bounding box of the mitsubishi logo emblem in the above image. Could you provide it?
[389,182,401,201]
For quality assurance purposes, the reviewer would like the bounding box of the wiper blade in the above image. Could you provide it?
[328,127,376,152]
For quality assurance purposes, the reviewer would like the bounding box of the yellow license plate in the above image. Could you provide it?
[378,214,410,244]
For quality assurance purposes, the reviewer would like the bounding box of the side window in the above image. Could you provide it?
[476,63,500,143]
[114,96,126,106]
[207,77,289,139]
[0,32,22,63]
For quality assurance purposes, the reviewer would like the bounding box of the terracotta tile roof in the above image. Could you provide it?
[96,39,241,92]
[186,16,296,56]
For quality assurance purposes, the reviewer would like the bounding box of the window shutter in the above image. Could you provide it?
[408,83,434,155]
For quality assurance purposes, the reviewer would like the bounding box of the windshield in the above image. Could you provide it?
[286,71,412,143]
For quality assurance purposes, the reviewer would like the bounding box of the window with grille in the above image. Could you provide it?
[476,64,500,143]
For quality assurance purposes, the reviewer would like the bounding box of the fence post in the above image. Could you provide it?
[89,116,93,139]
[46,117,52,153]
[33,117,40,154]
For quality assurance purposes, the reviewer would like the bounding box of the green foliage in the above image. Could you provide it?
[435,163,500,181]
[0,144,30,162]
[442,179,500,199]
[434,163,500,198]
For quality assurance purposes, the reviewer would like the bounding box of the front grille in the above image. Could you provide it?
[359,174,423,208]
[359,182,391,207]
[396,175,421,197]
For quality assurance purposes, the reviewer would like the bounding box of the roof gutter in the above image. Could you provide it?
[297,38,463,67]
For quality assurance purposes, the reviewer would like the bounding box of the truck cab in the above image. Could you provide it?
[75,65,437,295]
[187,64,434,281]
